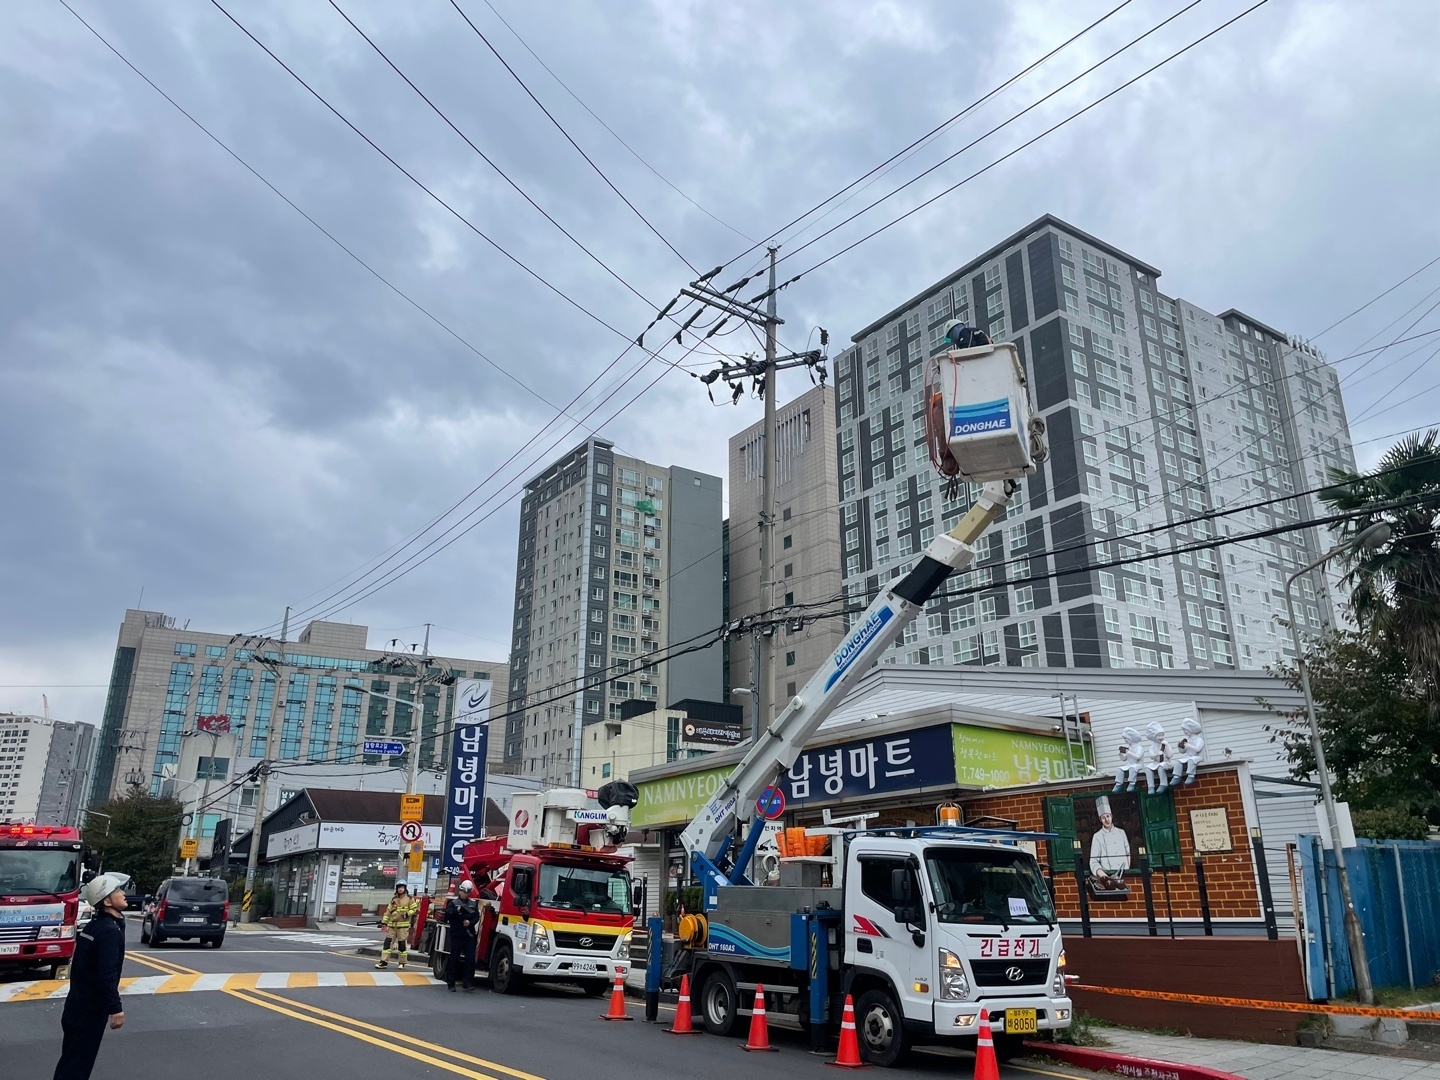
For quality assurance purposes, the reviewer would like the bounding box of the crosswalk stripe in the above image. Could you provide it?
[0,970,437,1004]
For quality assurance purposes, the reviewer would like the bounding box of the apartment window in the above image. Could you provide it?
[1133,646,1159,668]
[1104,606,1121,634]
[953,636,980,663]
[1212,639,1234,665]
[1107,641,1125,665]
[1016,621,1038,649]
[785,651,796,666]
[1191,633,1208,659]
[1099,571,1117,599]
[979,597,998,623]
[984,264,1002,289]
[782,535,793,550]
[954,601,977,629]
[1014,585,1035,613]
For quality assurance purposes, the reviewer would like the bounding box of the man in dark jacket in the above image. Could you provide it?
[54,872,129,1080]
[445,880,480,992]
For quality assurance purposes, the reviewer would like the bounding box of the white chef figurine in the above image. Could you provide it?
[1172,718,1206,785]
[1113,727,1144,792]
[1140,722,1169,794]
[1089,795,1131,891]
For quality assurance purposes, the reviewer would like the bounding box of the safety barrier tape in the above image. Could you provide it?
[1072,983,1440,1021]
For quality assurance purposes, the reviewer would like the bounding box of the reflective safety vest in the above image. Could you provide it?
[382,897,419,931]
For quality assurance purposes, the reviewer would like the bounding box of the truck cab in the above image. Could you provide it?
[0,824,88,979]
[841,831,1070,1064]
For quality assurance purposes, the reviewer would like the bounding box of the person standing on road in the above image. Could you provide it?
[53,872,129,1080]
[445,881,480,992]
[375,882,418,969]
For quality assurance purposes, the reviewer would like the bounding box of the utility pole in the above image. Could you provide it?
[757,246,779,733]
[687,250,828,741]
[242,606,288,924]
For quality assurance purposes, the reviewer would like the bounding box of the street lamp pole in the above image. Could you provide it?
[1283,522,1389,1005]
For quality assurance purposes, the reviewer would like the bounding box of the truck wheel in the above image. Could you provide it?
[431,951,447,981]
[699,969,740,1037]
[489,941,524,995]
[149,929,166,948]
[855,988,911,1067]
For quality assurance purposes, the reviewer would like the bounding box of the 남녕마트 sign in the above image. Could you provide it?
[782,724,955,805]
[441,678,490,872]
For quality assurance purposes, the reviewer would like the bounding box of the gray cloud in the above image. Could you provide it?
[2,0,1437,725]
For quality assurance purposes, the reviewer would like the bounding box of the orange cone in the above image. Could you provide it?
[600,973,633,1021]
[826,994,869,1069]
[973,1008,1000,1080]
[740,984,777,1051]
[666,974,700,1035]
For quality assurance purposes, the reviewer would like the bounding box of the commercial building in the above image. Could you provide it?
[0,713,95,825]
[579,698,742,788]
[91,609,509,837]
[726,384,846,729]
[832,214,1356,673]
[504,438,724,785]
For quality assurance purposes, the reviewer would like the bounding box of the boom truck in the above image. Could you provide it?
[429,784,638,995]
[669,327,1074,1065]
[0,824,92,979]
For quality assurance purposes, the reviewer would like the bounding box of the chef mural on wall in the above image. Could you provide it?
[1113,719,1206,793]
[1083,794,1134,896]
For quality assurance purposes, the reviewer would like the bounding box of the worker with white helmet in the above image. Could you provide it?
[444,880,480,992]
[52,872,129,1080]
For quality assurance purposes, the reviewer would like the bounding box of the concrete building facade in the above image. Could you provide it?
[0,713,94,825]
[832,214,1355,674]
[505,438,723,785]
[727,384,846,729]
[91,610,509,822]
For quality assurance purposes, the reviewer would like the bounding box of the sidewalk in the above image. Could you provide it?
[1095,1028,1440,1080]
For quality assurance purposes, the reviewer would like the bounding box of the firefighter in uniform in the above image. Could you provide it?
[52,872,129,1080]
[445,880,480,992]
[375,882,419,969]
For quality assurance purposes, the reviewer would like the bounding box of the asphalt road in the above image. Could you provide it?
[2,917,1109,1080]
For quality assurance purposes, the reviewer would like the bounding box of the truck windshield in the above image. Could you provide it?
[0,849,80,896]
[924,847,1055,926]
[537,863,631,914]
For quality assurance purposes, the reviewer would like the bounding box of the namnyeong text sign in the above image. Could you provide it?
[441,678,490,872]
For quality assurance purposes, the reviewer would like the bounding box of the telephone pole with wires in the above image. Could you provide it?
[688,248,829,732]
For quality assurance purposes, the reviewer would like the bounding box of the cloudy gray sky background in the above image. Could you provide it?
[3,0,1438,728]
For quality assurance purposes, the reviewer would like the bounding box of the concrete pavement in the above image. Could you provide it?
[1095,1027,1440,1080]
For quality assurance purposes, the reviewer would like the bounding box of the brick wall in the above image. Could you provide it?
[860,765,1261,922]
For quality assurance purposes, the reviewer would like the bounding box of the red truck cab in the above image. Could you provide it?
[0,824,88,979]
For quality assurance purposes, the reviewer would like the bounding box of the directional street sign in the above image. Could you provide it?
[399,820,423,843]
[363,739,405,757]
[757,785,787,820]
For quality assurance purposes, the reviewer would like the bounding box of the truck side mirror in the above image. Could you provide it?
[631,883,643,912]
[512,870,533,909]
[891,868,913,903]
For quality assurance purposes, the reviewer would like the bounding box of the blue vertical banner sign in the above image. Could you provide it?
[441,678,490,872]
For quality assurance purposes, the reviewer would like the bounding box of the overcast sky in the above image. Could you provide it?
[2,0,1437,728]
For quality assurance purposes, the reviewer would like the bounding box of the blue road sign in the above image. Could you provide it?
[757,785,787,820]
[363,739,405,757]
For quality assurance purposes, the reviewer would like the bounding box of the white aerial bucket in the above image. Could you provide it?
[924,340,1039,483]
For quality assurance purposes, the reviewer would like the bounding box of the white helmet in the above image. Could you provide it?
[83,873,129,907]
[458,880,476,896]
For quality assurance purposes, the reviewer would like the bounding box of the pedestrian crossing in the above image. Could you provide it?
[252,931,382,948]
[0,970,436,1004]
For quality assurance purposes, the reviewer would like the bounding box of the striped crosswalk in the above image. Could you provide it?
[0,969,435,1004]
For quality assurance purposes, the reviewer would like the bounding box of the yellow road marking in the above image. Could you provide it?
[225,973,260,990]
[225,988,504,1080]
[1011,1066,1098,1080]
[397,972,431,986]
[127,952,198,977]
[287,972,318,988]
[9,981,66,1001]
[344,971,372,986]
[245,988,548,1080]
[156,974,203,994]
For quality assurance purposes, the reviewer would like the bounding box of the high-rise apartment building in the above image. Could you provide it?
[92,610,508,819]
[505,438,723,784]
[833,214,1355,672]
[727,384,846,728]
[0,713,95,825]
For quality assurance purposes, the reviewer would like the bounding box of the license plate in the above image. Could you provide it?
[181,917,207,924]
[1004,1009,1038,1035]
[571,961,598,974]
[0,944,19,956]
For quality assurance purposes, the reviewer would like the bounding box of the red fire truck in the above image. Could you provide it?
[428,787,637,995]
[0,824,90,979]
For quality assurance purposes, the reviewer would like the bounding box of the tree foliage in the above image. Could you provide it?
[87,790,184,896]
[1263,630,1440,830]
[1320,430,1440,694]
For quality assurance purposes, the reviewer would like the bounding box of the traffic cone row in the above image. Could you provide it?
[740,984,777,1051]
[666,974,700,1035]
[825,994,869,1069]
[600,973,632,1021]
[973,1008,999,1080]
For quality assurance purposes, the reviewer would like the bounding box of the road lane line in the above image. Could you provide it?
[1011,1065,1103,1080]
[244,988,550,1080]
[8,980,68,1002]
[315,972,348,987]
[156,974,203,994]
[225,973,261,991]
[255,973,291,988]
[287,972,319,988]
[225,988,505,1080]
[127,952,198,977]
[344,971,371,986]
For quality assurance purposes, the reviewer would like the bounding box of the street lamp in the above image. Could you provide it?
[729,687,756,744]
[1284,519,1390,1005]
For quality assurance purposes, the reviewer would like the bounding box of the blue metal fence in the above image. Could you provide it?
[1296,836,1440,999]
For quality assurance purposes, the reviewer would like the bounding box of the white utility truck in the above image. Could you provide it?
[671,326,1072,1065]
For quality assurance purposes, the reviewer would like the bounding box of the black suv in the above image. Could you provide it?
[141,877,229,948]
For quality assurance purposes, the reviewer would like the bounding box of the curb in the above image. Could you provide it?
[1024,1042,1246,1080]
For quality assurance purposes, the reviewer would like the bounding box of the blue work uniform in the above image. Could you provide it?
[53,908,126,1080]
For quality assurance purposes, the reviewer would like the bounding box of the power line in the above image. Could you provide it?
[448,0,698,275]
[1311,253,1440,341]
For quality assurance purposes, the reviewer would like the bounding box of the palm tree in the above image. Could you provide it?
[1321,430,1440,693]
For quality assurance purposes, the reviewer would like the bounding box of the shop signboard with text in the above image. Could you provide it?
[441,678,490,872]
